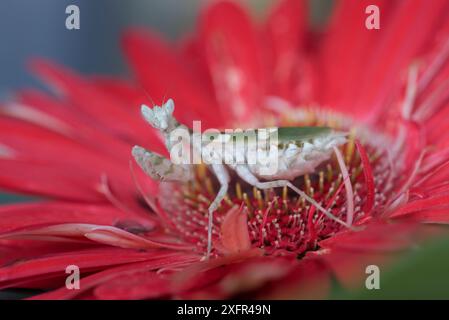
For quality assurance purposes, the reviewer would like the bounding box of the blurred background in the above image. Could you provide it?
[0,0,333,205]
[0,0,333,93]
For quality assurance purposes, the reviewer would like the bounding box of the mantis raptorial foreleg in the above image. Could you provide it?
[234,165,354,229]
[206,164,230,259]
[132,146,193,182]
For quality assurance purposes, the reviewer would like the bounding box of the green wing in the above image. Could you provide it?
[277,127,331,143]
[202,126,332,144]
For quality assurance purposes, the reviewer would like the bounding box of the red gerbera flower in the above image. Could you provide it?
[1,0,449,299]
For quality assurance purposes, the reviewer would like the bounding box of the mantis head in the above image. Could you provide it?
[141,99,175,132]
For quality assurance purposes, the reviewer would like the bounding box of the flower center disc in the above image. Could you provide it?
[158,114,397,257]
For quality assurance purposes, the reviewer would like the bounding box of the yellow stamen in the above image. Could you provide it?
[243,193,252,211]
[224,195,233,207]
[253,187,258,200]
[196,163,207,180]
[282,199,289,211]
[319,171,324,193]
[326,164,333,183]
[197,194,211,205]
[345,128,357,165]
[235,182,242,200]
[256,190,264,210]
[205,177,214,196]
[282,185,288,201]
[304,174,312,196]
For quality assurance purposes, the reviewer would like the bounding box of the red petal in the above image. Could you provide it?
[31,253,199,299]
[263,0,307,99]
[122,30,221,128]
[0,240,92,267]
[0,158,105,201]
[93,271,170,300]
[394,208,449,224]
[0,248,159,289]
[199,1,264,123]
[316,248,392,289]
[218,206,251,255]
[0,116,131,175]
[390,193,449,218]
[29,60,154,146]
[0,202,155,235]
[317,0,395,116]
[318,0,449,121]
[355,140,375,214]
[355,0,449,121]
[14,90,143,161]
[0,223,196,252]
[0,116,157,204]
[257,257,331,299]
[319,222,418,252]
[178,256,294,299]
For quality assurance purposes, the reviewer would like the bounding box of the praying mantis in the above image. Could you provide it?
[132,99,351,259]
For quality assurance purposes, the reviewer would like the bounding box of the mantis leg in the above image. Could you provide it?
[206,164,230,259]
[234,165,355,229]
[132,146,193,182]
